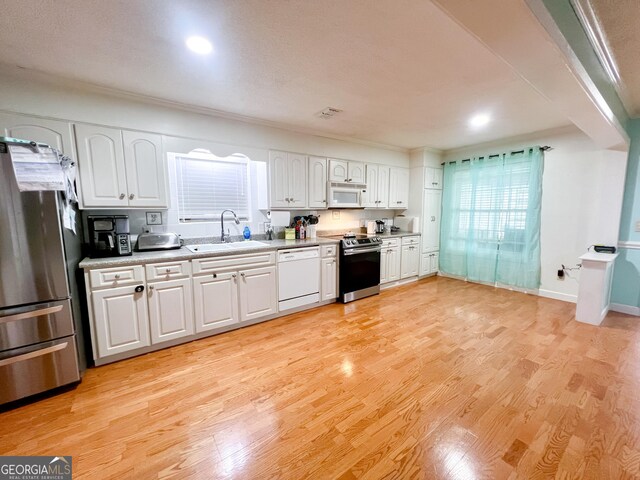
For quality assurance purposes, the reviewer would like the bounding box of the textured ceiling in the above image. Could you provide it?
[589,0,640,117]
[0,0,571,150]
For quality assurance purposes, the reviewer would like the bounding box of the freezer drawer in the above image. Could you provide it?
[0,336,80,404]
[0,299,74,352]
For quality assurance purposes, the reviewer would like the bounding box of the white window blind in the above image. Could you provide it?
[175,153,250,222]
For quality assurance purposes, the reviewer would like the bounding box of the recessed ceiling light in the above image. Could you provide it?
[186,36,213,55]
[469,114,490,128]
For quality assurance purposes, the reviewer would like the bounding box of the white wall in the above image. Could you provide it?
[0,65,409,166]
[443,126,628,302]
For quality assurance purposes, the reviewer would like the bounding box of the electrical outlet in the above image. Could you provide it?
[332,211,340,220]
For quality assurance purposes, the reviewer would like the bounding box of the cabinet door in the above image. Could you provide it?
[321,257,337,300]
[308,156,327,208]
[148,278,194,344]
[92,284,150,358]
[348,161,366,184]
[238,266,277,322]
[363,164,378,207]
[388,248,401,282]
[123,131,168,208]
[0,113,75,158]
[377,165,390,207]
[389,168,409,209]
[193,272,239,332]
[380,249,389,284]
[423,189,442,252]
[75,124,128,207]
[401,245,419,278]
[329,159,349,182]
[425,167,443,190]
[288,153,308,208]
[430,252,439,273]
[269,151,290,208]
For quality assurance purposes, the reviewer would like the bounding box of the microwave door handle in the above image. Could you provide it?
[108,235,114,249]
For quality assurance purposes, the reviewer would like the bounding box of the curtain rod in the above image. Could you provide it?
[440,145,552,166]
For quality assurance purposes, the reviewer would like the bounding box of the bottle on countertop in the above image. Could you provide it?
[243,226,251,240]
[299,222,306,240]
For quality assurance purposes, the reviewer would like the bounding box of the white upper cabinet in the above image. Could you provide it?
[425,167,443,189]
[0,113,75,159]
[348,161,366,184]
[329,159,349,182]
[389,167,410,209]
[363,164,390,208]
[269,151,307,208]
[288,153,307,208]
[122,131,167,208]
[75,124,128,207]
[329,159,365,184]
[308,156,327,208]
[75,124,168,208]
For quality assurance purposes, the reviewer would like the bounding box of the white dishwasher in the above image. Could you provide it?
[278,247,320,311]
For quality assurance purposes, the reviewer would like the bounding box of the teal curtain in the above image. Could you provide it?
[439,148,543,290]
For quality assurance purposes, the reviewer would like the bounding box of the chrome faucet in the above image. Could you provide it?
[220,209,240,242]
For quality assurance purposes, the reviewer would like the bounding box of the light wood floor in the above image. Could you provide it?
[2,277,640,479]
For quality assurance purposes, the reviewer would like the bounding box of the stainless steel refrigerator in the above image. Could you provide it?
[0,141,83,405]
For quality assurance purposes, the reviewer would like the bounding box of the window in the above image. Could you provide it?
[439,148,544,290]
[174,151,251,222]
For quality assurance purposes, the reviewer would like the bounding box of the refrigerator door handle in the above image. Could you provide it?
[0,342,68,367]
[0,304,63,325]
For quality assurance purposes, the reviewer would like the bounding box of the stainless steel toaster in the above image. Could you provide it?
[134,232,182,252]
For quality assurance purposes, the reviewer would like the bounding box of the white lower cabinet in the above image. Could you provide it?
[381,247,401,284]
[193,272,240,332]
[92,284,150,357]
[401,244,420,279]
[321,257,338,300]
[238,266,278,321]
[421,252,439,275]
[148,277,194,344]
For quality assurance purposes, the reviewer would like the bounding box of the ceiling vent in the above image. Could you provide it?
[317,107,343,119]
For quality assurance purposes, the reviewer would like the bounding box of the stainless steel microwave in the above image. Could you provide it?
[327,181,366,208]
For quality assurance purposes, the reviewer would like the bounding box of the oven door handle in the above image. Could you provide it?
[343,247,382,255]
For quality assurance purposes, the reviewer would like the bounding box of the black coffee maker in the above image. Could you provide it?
[87,215,132,257]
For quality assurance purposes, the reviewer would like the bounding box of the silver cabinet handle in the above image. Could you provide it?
[323,199,327,203]
[149,285,154,290]
[0,342,68,367]
[119,193,125,199]
[165,268,171,273]
[241,272,246,278]
[114,274,121,279]
[232,273,237,278]
[212,273,217,278]
[431,216,436,222]
[129,193,135,200]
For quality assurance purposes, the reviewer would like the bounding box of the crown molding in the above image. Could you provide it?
[6,64,409,154]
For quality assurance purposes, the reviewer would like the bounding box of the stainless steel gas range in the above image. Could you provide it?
[326,233,383,303]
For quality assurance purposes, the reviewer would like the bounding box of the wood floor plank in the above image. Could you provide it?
[2,276,640,479]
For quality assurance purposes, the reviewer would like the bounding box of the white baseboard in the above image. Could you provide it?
[610,303,640,316]
[538,289,577,304]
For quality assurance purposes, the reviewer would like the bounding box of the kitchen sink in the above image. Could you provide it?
[185,241,269,253]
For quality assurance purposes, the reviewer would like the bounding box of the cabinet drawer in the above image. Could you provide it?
[382,238,399,248]
[146,260,191,281]
[90,265,144,288]
[321,244,338,258]
[193,251,276,274]
[402,236,420,246]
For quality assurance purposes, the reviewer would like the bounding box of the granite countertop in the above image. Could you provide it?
[79,237,340,269]
[375,230,421,238]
